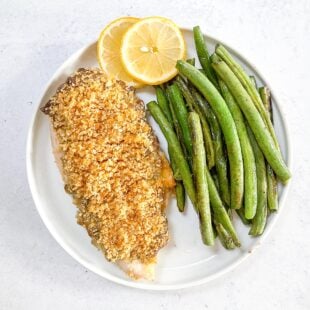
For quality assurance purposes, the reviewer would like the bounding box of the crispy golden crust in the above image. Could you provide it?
[42,68,174,263]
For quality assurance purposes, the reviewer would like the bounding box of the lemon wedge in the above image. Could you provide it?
[121,17,186,85]
[97,17,143,87]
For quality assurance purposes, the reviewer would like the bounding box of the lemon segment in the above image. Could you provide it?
[120,17,186,85]
[97,17,143,88]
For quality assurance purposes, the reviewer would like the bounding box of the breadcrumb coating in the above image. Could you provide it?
[42,68,174,263]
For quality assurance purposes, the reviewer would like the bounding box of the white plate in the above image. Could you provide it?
[26,28,291,290]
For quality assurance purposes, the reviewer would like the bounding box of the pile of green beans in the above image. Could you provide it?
[147,25,290,248]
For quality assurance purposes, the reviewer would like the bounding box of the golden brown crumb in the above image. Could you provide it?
[42,68,174,263]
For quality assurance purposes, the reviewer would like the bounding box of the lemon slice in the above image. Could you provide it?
[97,17,143,88]
[121,17,186,85]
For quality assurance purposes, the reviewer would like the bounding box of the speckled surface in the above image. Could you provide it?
[1,0,310,309]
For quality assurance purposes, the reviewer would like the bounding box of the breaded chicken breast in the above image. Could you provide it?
[41,68,175,280]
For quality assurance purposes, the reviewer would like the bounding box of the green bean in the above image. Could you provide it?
[259,86,278,211]
[213,183,235,233]
[175,76,194,111]
[164,89,184,194]
[191,88,230,206]
[195,114,215,169]
[169,145,186,212]
[178,59,197,82]
[215,44,279,148]
[226,207,233,220]
[211,54,291,183]
[241,75,275,219]
[189,112,214,245]
[175,77,215,169]
[167,83,193,157]
[166,89,189,161]
[212,173,220,192]
[212,222,218,239]
[169,148,182,181]
[236,207,251,226]
[265,161,278,211]
[249,75,258,89]
[175,181,185,212]
[206,167,240,246]
[211,172,232,222]
[215,222,236,249]
[251,81,278,211]
[155,86,173,123]
[169,147,186,212]
[193,26,219,88]
[176,60,244,209]
[147,101,196,204]
[259,86,274,123]
[218,79,257,219]
[247,127,268,236]
[186,58,196,66]
[159,86,183,175]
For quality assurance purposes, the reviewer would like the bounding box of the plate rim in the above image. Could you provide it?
[26,27,292,291]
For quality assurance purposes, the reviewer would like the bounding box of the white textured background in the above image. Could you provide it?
[1,0,310,309]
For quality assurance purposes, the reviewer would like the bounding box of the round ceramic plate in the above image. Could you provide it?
[27,28,291,290]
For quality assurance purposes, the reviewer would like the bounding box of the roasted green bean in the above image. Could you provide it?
[189,112,214,245]
[216,44,279,148]
[155,86,173,123]
[247,127,268,236]
[218,79,257,219]
[167,83,193,158]
[191,88,231,207]
[175,77,215,169]
[259,86,278,211]
[147,101,196,204]
[193,26,219,88]
[211,54,290,183]
[176,60,244,209]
